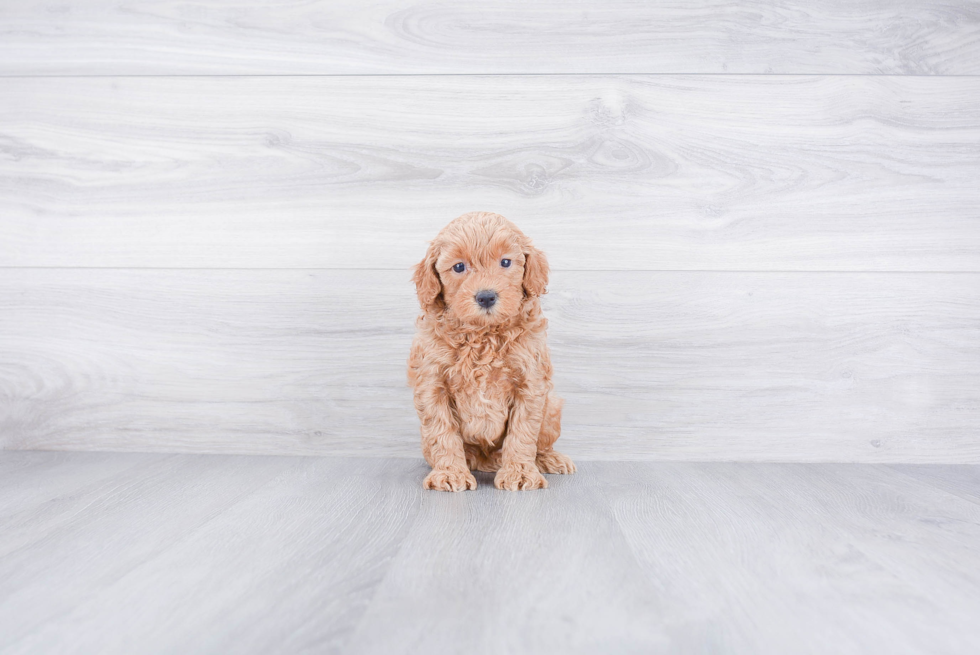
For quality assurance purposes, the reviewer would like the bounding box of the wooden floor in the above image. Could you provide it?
[2,451,978,654]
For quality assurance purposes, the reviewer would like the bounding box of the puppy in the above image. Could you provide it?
[408,211,575,491]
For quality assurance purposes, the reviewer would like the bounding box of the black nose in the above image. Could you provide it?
[475,290,497,309]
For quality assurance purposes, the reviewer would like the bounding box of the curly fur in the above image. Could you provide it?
[407,211,576,491]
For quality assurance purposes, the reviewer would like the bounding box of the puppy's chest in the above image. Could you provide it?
[446,346,516,444]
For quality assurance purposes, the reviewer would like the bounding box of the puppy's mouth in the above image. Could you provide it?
[469,303,502,324]
[473,307,497,321]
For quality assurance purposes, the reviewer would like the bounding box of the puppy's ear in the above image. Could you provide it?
[412,242,443,312]
[522,242,549,298]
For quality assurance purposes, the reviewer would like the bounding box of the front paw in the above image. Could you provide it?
[494,464,548,491]
[423,467,477,492]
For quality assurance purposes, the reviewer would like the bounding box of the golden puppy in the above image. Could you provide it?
[408,211,576,491]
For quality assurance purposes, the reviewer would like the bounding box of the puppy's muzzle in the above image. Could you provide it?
[475,290,497,309]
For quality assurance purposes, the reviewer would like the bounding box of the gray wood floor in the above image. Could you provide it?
[2,451,979,654]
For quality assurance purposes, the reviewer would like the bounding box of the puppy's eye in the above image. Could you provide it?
[500,259,511,268]
[452,262,466,273]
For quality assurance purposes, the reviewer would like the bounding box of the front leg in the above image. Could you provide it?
[495,390,548,491]
[416,383,476,492]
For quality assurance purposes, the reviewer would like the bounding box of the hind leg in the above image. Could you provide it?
[535,393,576,474]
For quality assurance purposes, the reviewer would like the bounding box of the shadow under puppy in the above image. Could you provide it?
[408,211,576,491]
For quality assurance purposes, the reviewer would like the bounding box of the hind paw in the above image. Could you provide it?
[536,450,576,474]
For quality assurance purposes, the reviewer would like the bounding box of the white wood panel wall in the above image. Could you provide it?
[1,1,978,461]
[3,76,980,271]
[2,270,977,461]
[2,1,979,75]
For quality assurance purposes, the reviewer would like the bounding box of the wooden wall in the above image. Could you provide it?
[2,1,978,461]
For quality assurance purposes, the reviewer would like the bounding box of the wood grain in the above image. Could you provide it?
[2,75,979,270]
[0,453,300,646]
[3,452,980,654]
[0,450,162,522]
[343,464,669,653]
[888,464,980,505]
[600,461,980,654]
[2,456,424,655]
[1,1,979,75]
[2,268,977,462]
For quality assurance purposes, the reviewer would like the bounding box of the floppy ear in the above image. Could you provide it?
[412,241,443,312]
[522,242,549,298]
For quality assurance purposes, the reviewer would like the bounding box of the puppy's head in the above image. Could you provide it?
[413,211,549,326]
